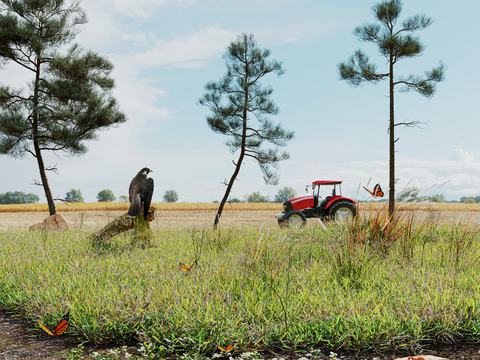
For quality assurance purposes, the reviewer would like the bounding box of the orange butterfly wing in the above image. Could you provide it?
[363,186,375,197]
[53,318,69,335]
[373,184,384,198]
[179,261,196,271]
[218,344,233,352]
[40,312,69,336]
[38,322,54,336]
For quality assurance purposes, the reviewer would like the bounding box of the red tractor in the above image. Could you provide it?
[275,180,357,228]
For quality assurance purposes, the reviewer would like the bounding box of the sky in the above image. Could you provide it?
[1,0,480,204]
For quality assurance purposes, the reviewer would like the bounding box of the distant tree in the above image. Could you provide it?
[274,186,296,203]
[338,0,445,216]
[118,195,129,202]
[245,191,269,203]
[163,190,178,203]
[460,196,476,204]
[396,187,421,202]
[97,189,116,202]
[228,198,242,203]
[198,33,294,228]
[0,0,126,216]
[0,191,39,204]
[428,193,446,203]
[65,189,84,203]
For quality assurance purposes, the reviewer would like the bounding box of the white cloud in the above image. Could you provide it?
[99,0,197,18]
[449,148,474,163]
[129,26,234,69]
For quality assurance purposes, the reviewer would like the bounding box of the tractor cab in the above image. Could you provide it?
[307,180,343,208]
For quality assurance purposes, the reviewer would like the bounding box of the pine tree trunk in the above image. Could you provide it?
[32,49,57,216]
[388,52,395,217]
[213,69,249,229]
[90,206,155,246]
[34,147,57,215]
[214,159,243,229]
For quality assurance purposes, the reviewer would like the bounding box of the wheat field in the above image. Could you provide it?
[1,202,480,232]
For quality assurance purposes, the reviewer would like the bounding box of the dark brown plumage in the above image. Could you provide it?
[128,167,154,220]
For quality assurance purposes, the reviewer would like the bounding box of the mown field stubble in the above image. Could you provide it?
[1,202,480,231]
[0,202,480,360]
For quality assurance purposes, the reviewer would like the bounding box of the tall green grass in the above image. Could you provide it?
[0,209,480,357]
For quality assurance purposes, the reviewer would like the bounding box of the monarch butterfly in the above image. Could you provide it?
[363,183,384,198]
[217,344,234,352]
[179,260,196,272]
[38,312,69,336]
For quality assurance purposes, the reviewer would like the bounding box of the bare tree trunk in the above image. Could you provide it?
[388,52,395,217]
[32,48,56,216]
[90,206,155,246]
[34,145,56,215]
[213,157,243,229]
[213,67,249,230]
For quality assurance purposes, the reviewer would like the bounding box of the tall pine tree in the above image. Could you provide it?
[338,0,445,215]
[0,0,126,215]
[199,33,294,228]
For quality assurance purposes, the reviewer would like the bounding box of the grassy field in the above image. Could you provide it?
[0,205,480,359]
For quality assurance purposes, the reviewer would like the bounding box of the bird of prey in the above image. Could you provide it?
[128,167,154,220]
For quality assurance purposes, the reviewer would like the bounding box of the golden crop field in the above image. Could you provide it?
[0,201,282,213]
[1,201,480,232]
[1,201,480,213]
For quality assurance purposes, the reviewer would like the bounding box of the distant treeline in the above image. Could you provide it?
[459,196,480,204]
[0,191,40,204]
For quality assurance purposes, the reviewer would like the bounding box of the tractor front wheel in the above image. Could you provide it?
[285,211,307,228]
[329,201,356,223]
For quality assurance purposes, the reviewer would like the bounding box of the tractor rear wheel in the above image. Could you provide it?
[328,201,356,223]
[285,210,307,228]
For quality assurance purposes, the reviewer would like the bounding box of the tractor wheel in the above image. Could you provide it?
[328,201,356,223]
[285,211,307,228]
[277,219,286,228]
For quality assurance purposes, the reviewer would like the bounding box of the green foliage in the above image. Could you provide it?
[0,191,39,204]
[227,197,242,203]
[428,193,446,203]
[0,0,126,214]
[274,186,296,203]
[198,32,293,185]
[96,189,116,202]
[460,196,480,203]
[396,187,421,202]
[244,191,269,203]
[118,195,129,202]
[163,189,178,203]
[65,189,84,203]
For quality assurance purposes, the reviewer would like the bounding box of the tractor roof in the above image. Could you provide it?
[312,180,342,185]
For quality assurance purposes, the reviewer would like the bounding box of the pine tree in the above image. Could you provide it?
[338,0,445,215]
[0,0,126,215]
[199,33,294,228]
